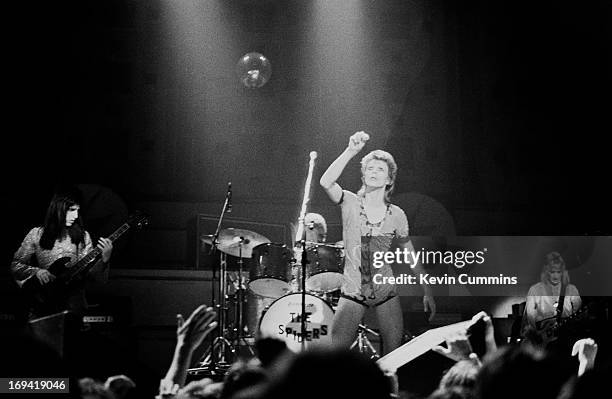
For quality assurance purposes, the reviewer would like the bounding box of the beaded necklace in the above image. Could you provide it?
[359,196,390,234]
[359,196,391,298]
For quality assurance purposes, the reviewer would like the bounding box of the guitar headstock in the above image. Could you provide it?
[127,211,150,230]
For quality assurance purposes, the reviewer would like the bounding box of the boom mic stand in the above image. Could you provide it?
[194,182,233,375]
[294,151,317,351]
[300,237,308,351]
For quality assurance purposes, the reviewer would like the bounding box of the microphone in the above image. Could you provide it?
[309,151,318,160]
[226,182,232,213]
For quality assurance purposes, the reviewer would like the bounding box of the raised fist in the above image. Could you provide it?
[347,131,370,153]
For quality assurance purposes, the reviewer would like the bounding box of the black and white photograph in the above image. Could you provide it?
[2,0,611,398]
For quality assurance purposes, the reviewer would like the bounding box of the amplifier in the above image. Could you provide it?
[83,315,115,324]
[82,295,132,329]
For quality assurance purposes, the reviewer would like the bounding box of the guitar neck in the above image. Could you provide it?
[65,223,131,279]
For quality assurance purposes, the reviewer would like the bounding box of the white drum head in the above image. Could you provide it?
[249,278,291,298]
[306,272,344,293]
[258,293,334,352]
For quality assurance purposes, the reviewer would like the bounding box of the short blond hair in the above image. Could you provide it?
[357,150,398,203]
[304,212,327,234]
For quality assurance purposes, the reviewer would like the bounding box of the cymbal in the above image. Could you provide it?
[201,234,214,246]
[213,228,270,258]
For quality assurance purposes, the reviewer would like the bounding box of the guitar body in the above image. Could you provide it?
[21,257,85,315]
[534,317,560,346]
[20,213,148,317]
[530,304,595,348]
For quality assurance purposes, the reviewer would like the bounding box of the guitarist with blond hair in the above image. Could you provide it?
[10,186,113,318]
[522,251,582,349]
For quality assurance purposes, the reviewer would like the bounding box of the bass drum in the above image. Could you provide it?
[258,293,334,352]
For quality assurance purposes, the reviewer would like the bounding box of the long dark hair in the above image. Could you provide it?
[39,187,86,250]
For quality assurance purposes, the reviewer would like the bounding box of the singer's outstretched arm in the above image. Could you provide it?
[320,131,370,204]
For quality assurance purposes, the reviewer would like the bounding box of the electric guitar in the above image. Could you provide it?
[22,212,148,315]
[534,303,594,346]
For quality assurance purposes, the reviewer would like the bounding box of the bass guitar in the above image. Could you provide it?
[22,212,148,315]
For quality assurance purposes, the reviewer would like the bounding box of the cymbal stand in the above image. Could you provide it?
[195,182,233,374]
[350,324,380,360]
[232,239,255,356]
[198,252,235,372]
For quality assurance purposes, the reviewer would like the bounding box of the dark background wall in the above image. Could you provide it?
[2,0,611,387]
[5,0,610,251]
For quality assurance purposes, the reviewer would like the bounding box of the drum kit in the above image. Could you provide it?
[195,227,346,371]
[191,159,380,376]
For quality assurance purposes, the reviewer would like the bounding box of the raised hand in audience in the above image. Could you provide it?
[572,338,598,377]
[160,304,218,393]
[433,331,478,364]
[471,311,497,355]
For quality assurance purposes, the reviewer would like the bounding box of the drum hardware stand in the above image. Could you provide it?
[351,324,380,360]
[196,253,236,373]
[195,181,233,374]
[198,239,255,372]
[231,240,255,356]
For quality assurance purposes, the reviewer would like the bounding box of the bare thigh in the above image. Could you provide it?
[332,297,366,349]
[375,296,403,355]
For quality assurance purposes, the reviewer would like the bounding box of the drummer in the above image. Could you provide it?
[291,212,336,293]
[304,212,328,244]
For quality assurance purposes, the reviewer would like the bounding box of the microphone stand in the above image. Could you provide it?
[210,182,232,306]
[294,152,317,351]
[301,236,308,350]
[198,182,232,373]
[210,182,232,256]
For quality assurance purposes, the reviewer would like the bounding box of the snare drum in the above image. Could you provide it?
[249,243,292,297]
[305,243,344,293]
[258,292,334,352]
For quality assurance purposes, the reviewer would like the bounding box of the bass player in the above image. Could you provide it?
[10,185,113,318]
